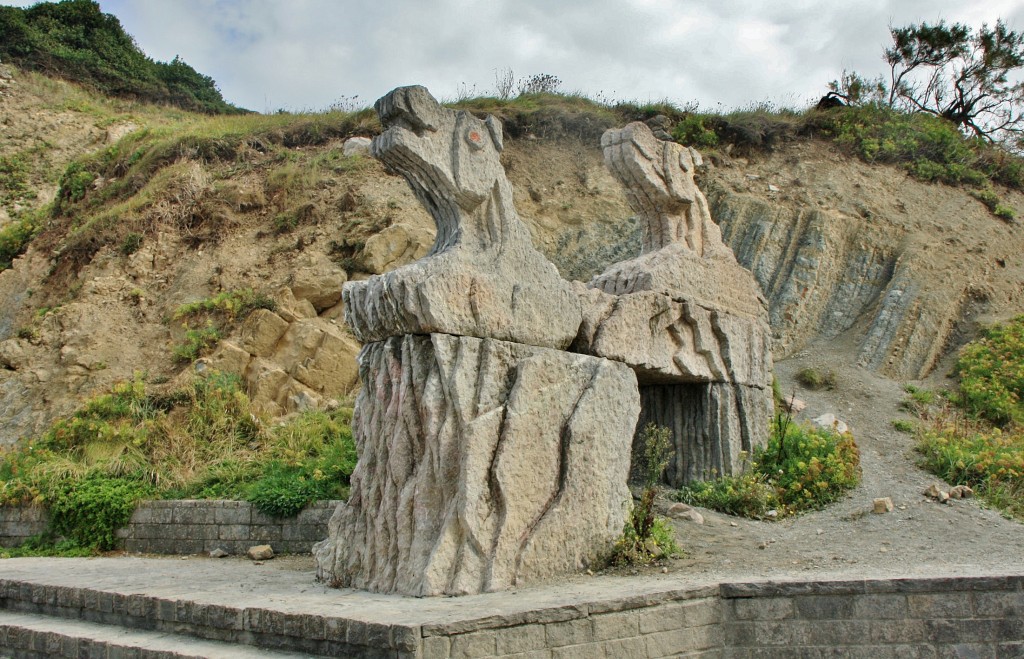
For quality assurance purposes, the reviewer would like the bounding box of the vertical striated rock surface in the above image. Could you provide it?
[313,334,638,596]
[316,87,640,596]
[575,122,774,485]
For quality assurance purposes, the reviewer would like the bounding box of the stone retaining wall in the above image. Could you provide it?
[422,575,1024,657]
[0,500,339,555]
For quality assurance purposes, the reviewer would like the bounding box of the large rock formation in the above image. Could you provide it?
[315,87,639,596]
[573,122,774,485]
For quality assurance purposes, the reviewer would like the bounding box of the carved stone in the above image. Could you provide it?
[576,122,774,486]
[342,86,581,350]
[313,334,638,596]
[315,87,639,596]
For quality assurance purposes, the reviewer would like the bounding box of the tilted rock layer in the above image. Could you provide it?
[313,334,638,596]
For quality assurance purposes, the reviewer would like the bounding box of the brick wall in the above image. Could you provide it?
[0,500,340,555]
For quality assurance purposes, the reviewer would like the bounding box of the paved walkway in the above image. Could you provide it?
[2,555,1022,629]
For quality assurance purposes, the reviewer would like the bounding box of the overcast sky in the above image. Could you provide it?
[8,0,1024,113]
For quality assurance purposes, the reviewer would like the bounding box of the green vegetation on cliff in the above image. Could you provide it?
[0,373,357,551]
[0,0,242,114]
[909,316,1024,521]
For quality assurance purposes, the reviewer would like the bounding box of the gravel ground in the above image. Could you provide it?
[651,341,1024,583]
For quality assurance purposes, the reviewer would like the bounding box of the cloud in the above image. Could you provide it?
[7,0,1023,112]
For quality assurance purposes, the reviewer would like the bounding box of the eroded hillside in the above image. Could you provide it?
[1,66,1022,445]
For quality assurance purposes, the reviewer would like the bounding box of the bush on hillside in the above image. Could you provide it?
[0,0,242,114]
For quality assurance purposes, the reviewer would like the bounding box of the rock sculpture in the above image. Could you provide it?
[342,86,581,349]
[314,87,640,596]
[574,122,774,485]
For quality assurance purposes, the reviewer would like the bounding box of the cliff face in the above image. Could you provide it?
[704,142,1024,379]
[1,70,1023,446]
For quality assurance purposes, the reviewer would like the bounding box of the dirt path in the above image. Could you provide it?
[656,340,1024,582]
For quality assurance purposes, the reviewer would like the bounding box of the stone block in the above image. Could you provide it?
[545,619,593,648]
[449,630,497,658]
[973,590,1024,617]
[422,636,451,659]
[551,642,608,659]
[600,636,647,659]
[851,593,908,619]
[239,309,289,357]
[793,594,857,619]
[130,505,174,525]
[868,619,926,644]
[731,597,794,621]
[218,524,250,541]
[591,610,639,641]
[496,624,547,654]
[214,504,252,525]
[907,592,973,619]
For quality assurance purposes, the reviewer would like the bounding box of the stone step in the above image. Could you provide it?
[0,571,414,657]
[0,609,318,658]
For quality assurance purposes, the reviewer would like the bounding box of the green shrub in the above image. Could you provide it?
[678,414,861,518]
[955,316,1024,426]
[917,424,1024,520]
[672,115,719,148]
[172,324,221,362]
[246,462,331,518]
[893,419,915,433]
[0,207,45,271]
[48,474,151,549]
[796,367,837,390]
[174,288,276,322]
[119,232,143,255]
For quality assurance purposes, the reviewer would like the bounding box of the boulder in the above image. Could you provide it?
[291,260,347,312]
[360,222,434,274]
[342,136,372,157]
[314,333,639,596]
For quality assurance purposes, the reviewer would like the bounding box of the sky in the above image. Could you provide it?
[7,0,1024,113]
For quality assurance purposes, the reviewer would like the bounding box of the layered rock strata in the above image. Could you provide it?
[315,87,639,596]
[574,122,774,485]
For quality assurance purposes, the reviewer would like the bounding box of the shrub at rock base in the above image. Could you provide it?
[678,414,861,518]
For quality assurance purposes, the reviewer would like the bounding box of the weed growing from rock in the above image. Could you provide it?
[609,423,680,565]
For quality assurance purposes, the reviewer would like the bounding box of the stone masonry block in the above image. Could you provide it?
[591,610,640,641]
[214,504,252,525]
[601,636,647,659]
[496,624,547,654]
[552,642,608,659]
[249,524,283,542]
[973,590,1024,618]
[449,630,497,658]
[130,505,173,524]
[545,619,593,648]
[793,594,856,620]
[639,600,718,634]
[796,619,869,646]
[730,597,794,621]
[422,636,451,659]
[218,524,250,541]
[851,594,908,619]
[646,628,707,658]
[907,593,973,619]
[868,619,927,644]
